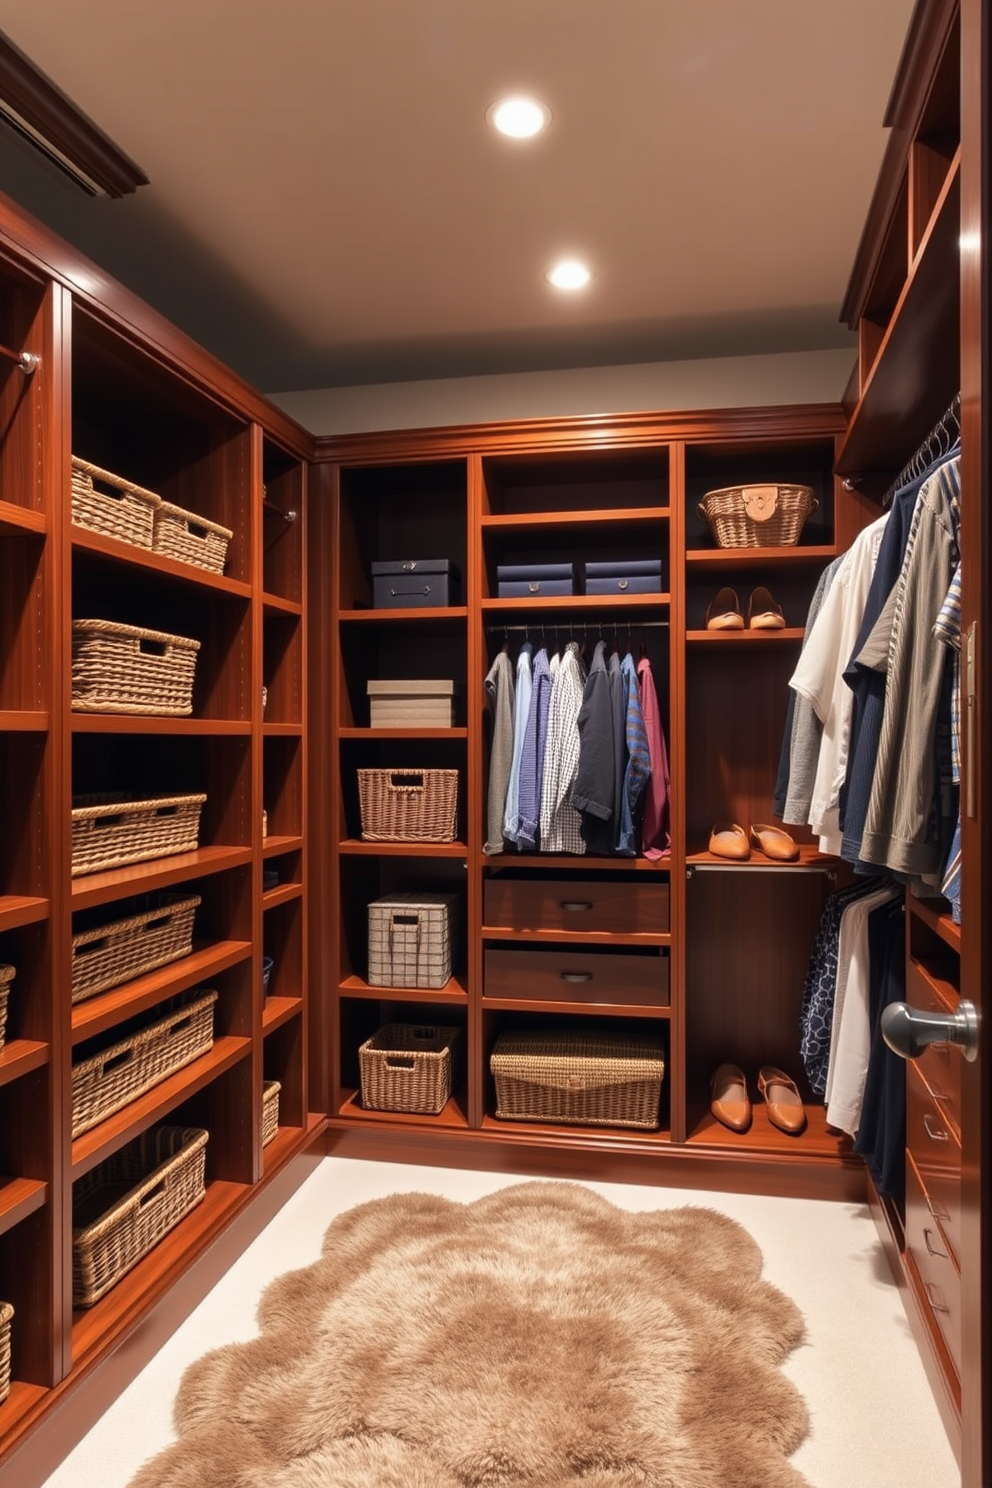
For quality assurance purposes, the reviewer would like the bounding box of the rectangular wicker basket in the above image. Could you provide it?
[262,1079,281,1145]
[0,964,13,1057]
[71,456,161,549]
[490,1030,665,1130]
[357,768,459,842]
[358,1023,460,1114]
[71,894,201,1004]
[71,989,218,1138]
[72,1125,209,1307]
[152,501,232,575]
[72,619,201,717]
[0,1300,12,1405]
[698,483,817,548]
[71,792,206,877]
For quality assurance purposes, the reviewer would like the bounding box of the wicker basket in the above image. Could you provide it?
[152,501,232,575]
[71,989,217,1138]
[71,792,206,877]
[72,1125,209,1307]
[490,1030,665,1130]
[0,1300,12,1405]
[698,483,817,548]
[358,768,459,842]
[0,965,13,1057]
[358,1023,460,1114]
[72,619,201,717]
[71,895,201,1004]
[262,1079,281,1145]
[71,456,161,549]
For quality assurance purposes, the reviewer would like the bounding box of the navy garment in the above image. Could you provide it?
[799,878,892,1096]
[854,896,908,1204]
[575,640,616,855]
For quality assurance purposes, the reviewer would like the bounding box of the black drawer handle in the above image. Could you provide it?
[923,1113,949,1143]
[924,1282,950,1315]
[923,1227,948,1259]
[560,971,593,983]
[559,901,593,912]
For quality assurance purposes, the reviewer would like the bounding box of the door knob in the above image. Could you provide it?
[881,999,979,1062]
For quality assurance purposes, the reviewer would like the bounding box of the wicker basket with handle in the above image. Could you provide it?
[70,894,201,1004]
[358,768,458,842]
[359,1023,460,1114]
[71,619,201,716]
[0,964,13,1057]
[0,1300,12,1404]
[71,456,161,549]
[152,501,232,574]
[71,792,206,877]
[490,1029,665,1129]
[698,483,817,548]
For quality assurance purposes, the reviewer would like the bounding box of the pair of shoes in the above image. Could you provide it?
[709,1064,807,1135]
[704,586,785,630]
[707,822,799,861]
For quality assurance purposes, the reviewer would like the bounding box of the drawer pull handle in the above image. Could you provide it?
[559,901,593,912]
[923,1114,949,1143]
[924,1282,950,1315]
[926,1196,951,1223]
[924,1227,948,1259]
[560,971,593,983]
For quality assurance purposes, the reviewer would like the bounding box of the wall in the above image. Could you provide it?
[267,347,855,436]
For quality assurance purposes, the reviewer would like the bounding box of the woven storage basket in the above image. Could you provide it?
[698,483,817,548]
[71,792,206,877]
[0,965,13,1057]
[71,456,161,549]
[358,768,458,842]
[0,1300,11,1405]
[367,892,458,989]
[359,1023,460,1114]
[71,894,201,1005]
[152,501,233,575]
[71,619,201,716]
[490,1030,665,1130]
[71,989,217,1138]
[72,1125,209,1307]
[262,1079,281,1145]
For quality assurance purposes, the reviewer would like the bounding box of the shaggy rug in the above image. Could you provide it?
[129,1181,811,1488]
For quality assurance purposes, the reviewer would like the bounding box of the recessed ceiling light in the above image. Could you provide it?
[547,259,593,291]
[487,95,551,139]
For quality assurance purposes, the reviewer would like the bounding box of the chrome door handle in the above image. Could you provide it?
[881,1000,979,1063]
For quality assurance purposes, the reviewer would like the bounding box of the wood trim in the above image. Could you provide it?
[883,0,960,130]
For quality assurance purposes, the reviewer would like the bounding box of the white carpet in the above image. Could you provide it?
[40,1156,959,1488]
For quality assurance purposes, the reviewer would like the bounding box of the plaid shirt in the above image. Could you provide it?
[540,642,587,854]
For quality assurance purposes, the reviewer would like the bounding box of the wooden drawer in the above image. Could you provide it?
[905,957,961,1135]
[484,947,670,1006]
[906,1060,962,1265]
[483,878,669,936]
[905,1149,961,1378]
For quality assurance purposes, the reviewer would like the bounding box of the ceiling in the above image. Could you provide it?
[0,0,916,398]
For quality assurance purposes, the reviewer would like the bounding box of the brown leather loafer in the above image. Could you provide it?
[710,1063,751,1132]
[749,823,799,861]
[705,586,744,630]
[757,1066,807,1135]
[748,585,786,629]
[709,822,750,860]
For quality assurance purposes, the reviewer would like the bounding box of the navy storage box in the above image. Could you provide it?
[497,562,574,597]
[372,559,459,608]
[585,557,663,595]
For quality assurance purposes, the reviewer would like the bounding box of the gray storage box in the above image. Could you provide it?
[367,679,463,728]
[371,559,459,608]
[367,892,459,988]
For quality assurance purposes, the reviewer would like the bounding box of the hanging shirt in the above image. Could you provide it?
[574,640,616,855]
[617,652,650,855]
[516,647,553,851]
[540,641,587,854]
[637,654,670,859]
[483,648,514,855]
[934,562,963,922]
[609,648,627,853]
[824,884,901,1137]
[775,558,840,819]
[799,878,890,1096]
[502,642,533,845]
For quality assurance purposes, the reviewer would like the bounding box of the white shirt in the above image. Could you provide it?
[824,885,900,1136]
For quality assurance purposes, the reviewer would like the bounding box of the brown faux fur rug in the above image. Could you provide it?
[129,1181,810,1488]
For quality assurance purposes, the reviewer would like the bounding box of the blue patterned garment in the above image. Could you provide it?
[800,879,893,1095]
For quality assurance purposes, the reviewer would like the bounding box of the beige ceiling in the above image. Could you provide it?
[0,0,916,393]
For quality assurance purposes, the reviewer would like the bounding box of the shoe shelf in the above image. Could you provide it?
[686,843,836,872]
[686,1103,854,1156]
[685,628,806,646]
[685,545,836,571]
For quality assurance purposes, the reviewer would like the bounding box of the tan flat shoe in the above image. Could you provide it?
[749,823,799,861]
[705,586,744,630]
[710,1063,751,1132]
[757,1065,807,1135]
[709,822,750,860]
[748,585,786,629]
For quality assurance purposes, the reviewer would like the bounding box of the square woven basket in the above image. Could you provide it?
[152,501,233,575]
[0,964,13,1058]
[70,456,161,549]
[72,619,200,717]
[72,1125,209,1307]
[262,1079,281,1145]
[367,892,458,989]
[0,1300,12,1405]
[358,768,459,842]
[71,792,206,877]
[490,1030,665,1130]
[358,1023,460,1114]
[71,894,201,1004]
[698,483,817,548]
[70,989,217,1138]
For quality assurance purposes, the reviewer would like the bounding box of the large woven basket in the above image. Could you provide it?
[72,619,200,717]
[359,1023,460,1114]
[490,1030,665,1130]
[71,792,206,877]
[262,1079,281,1145]
[0,965,13,1057]
[72,1125,209,1307]
[358,768,458,842]
[71,989,217,1137]
[0,1300,12,1404]
[71,456,161,549]
[153,501,232,575]
[71,894,201,1004]
[698,483,817,548]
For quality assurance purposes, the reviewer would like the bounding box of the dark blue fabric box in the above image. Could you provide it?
[498,577,575,596]
[371,559,459,608]
[585,574,663,595]
[496,563,574,581]
[585,559,663,578]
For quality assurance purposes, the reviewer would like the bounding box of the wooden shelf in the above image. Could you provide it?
[686,628,806,646]
[262,994,303,1033]
[686,1103,854,1158]
[339,726,468,740]
[339,606,468,624]
[482,855,670,873]
[0,1175,47,1235]
[339,974,469,1002]
[0,895,49,933]
[262,721,303,737]
[70,846,253,912]
[71,526,252,600]
[479,1113,673,1144]
[481,506,669,530]
[481,594,669,613]
[686,842,835,872]
[0,710,48,731]
[0,1039,49,1088]
[262,882,304,910]
[686,545,836,570]
[0,1382,50,1452]
[338,1087,469,1128]
[481,996,672,1017]
[71,940,253,1045]
[71,714,252,735]
[263,834,304,859]
[70,1035,252,1180]
[0,500,45,538]
[909,896,961,953]
[262,592,303,617]
[340,839,469,858]
[481,925,670,947]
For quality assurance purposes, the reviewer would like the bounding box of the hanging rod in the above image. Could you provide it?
[881,391,961,508]
[0,343,40,373]
[262,498,297,523]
